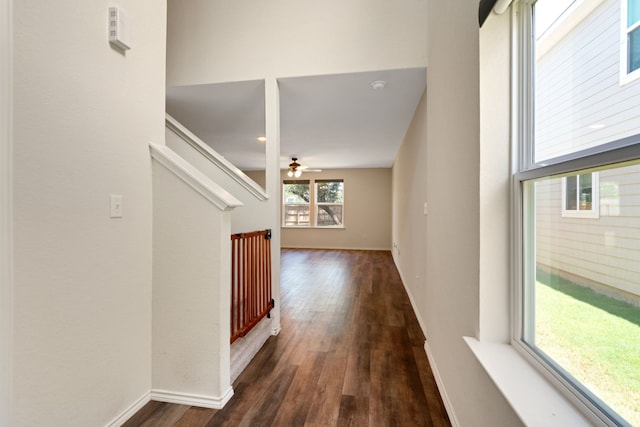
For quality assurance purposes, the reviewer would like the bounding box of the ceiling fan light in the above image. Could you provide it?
[287,170,294,177]
[294,169,302,178]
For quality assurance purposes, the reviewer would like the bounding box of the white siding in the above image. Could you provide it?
[535,0,640,162]
[534,0,640,300]
[536,165,640,298]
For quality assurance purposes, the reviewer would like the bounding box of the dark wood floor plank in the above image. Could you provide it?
[134,402,190,427]
[125,249,451,427]
[413,346,451,427]
[173,407,216,426]
[122,401,167,427]
[337,394,369,427]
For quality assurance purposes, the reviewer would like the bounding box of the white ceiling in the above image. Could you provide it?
[166,67,426,171]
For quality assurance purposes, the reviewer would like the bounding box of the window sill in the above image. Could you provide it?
[281,226,345,230]
[463,337,593,426]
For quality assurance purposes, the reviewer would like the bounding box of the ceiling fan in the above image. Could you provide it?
[287,157,322,177]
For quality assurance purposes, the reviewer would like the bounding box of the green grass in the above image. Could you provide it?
[535,271,640,426]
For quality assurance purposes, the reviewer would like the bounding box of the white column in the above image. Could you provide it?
[265,77,282,335]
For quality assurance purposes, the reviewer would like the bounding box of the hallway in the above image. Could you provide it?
[125,249,450,426]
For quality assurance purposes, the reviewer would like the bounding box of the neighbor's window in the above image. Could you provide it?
[561,172,599,218]
[624,0,640,77]
[515,0,640,425]
[315,180,344,227]
[283,180,310,227]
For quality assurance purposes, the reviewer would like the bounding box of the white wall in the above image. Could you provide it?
[11,1,166,425]
[165,124,272,235]
[424,4,520,424]
[166,0,428,85]
[1,0,12,424]
[151,163,232,404]
[479,8,512,343]
[392,89,428,319]
[392,3,523,425]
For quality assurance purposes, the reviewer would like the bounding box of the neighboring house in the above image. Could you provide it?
[535,0,640,303]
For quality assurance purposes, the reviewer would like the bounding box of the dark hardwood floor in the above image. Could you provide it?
[124,249,451,426]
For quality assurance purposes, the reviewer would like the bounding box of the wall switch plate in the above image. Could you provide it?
[423,202,428,215]
[110,195,123,218]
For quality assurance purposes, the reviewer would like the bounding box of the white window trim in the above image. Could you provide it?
[473,3,600,425]
[561,172,600,218]
[282,181,311,227]
[314,180,344,228]
[620,0,640,85]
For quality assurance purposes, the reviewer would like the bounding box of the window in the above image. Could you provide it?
[515,1,640,425]
[624,0,640,77]
[561,172,599,218]
[283,180,310,226]
[282,179,345,228]
[314,180,344,227]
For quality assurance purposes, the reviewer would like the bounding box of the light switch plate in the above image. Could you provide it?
[110,195,123,218]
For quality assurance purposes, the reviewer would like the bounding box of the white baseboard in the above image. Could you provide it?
[424,340,460,427]
[393,257,428,336]
[281,245,391,251]
[231,318,272,383]
[105,391,151,427]
[391,253,460,427]
[150,387,234,410]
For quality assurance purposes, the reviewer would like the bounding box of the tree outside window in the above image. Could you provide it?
[315,180,344,227]
[283,181,310,226]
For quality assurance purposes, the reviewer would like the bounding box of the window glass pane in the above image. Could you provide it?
[629,0,640,27]
[578,173,592,210]
[535,0,576,37]
[630,27,640,73]
[525,162,640,425]
[283,182,310,227]
[283,205,310,226]
[316,181,344,203]
[534,0,640,163]
[315,181,344,227]
[316,205,343,226]
[283,182,310,204]
[566,175,577,210]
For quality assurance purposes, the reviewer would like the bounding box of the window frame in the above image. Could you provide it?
[621,0,640,84]
[282,178,346,229]
[313,179,344,228]
[512,1,640,425]
[282,180,311,227]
